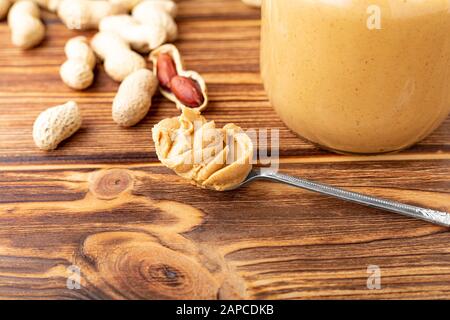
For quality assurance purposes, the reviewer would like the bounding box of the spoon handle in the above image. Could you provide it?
[259,171,450,227]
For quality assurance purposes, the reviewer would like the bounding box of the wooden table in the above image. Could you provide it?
[0,0,449,300]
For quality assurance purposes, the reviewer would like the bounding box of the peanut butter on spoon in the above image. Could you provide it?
[152,108,253,191]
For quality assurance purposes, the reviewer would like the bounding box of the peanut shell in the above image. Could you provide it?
[33,101,82,150]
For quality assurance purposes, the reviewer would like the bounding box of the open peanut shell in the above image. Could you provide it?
[150,44,208,112]
[152,108,253,191]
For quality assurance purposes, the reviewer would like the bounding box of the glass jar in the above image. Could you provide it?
[261,0,450,154]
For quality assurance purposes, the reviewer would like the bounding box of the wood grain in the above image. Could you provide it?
[0,0,449,300]
[0,161,449,299]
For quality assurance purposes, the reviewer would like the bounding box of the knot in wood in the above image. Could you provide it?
[89,169,133,199]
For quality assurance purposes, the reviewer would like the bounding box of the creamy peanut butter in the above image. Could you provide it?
[152,108,253,191]
[261,0,450,153]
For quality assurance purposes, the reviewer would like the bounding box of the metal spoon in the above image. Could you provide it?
[235,169,450,227]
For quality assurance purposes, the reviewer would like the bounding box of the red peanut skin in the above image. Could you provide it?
[170,75,204,108]
[157,53,178,89]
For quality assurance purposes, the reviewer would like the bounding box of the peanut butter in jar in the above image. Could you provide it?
[261,0,450,154]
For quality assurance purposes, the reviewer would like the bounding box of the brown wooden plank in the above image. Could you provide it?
[0,1,449,165]
[0,0,449,301]
[0,159,449,299]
